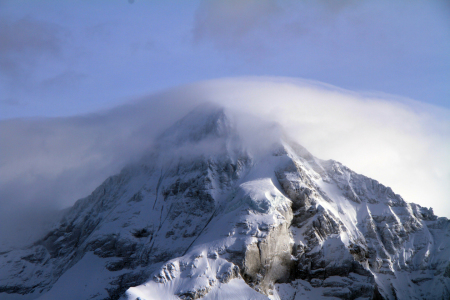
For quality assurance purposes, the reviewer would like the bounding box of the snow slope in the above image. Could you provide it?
[1,104,449,300]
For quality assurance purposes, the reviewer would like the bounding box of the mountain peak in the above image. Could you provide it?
[158,103,231,147]
[1,106,449,300]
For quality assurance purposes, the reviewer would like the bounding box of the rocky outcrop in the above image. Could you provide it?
[1,106,449,300]
[239,214,293,294]
[272,142,450,299]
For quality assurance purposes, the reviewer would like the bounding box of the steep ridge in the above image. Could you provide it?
[0,104,449,300]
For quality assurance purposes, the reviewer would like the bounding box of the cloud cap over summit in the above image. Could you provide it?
[1,77,449,249]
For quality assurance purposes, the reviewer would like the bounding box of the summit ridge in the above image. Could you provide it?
[0,105,449,300]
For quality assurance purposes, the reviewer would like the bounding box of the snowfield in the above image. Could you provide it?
[1,104,449,300]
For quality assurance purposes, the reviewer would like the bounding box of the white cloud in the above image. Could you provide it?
[198,77,450,218]
[1,77,449,248]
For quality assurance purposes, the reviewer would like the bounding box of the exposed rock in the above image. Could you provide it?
[1,106,449,300]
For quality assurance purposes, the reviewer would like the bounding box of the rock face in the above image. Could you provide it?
[1,105,449,300]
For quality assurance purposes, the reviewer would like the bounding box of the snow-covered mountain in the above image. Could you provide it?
[1,104,449,300]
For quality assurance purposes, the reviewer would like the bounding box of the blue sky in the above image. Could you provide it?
[1,0,449,119]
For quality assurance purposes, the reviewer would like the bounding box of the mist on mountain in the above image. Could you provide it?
[1,77,449,250]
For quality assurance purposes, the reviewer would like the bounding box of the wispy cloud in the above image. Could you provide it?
[193,0,282,52]
[1,77,449,249]
[192,0,450,106]
[0,17,64,82]
[0,16,88,111]
[1,1,448,120]
[199,78,450,220]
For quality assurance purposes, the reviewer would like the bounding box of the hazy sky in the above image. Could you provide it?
[1,0,449,119]
[0,1,449,248]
